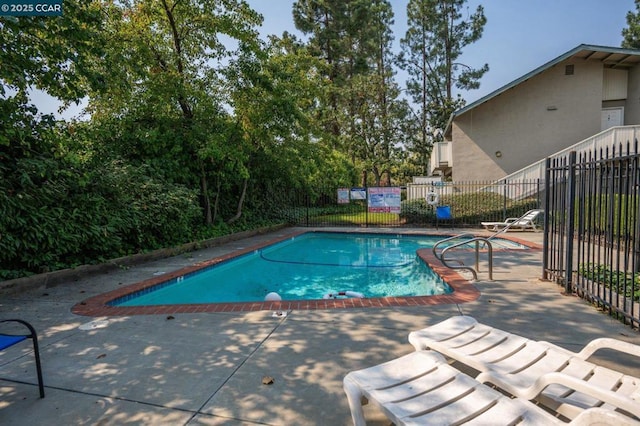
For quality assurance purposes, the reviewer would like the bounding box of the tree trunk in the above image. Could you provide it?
[227,178,248,224]
[372,166,381,187]
[211,178,221,224]
[200,161,213,225]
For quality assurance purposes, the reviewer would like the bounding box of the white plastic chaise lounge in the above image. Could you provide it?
[481,209,543,232]
[343,350,640,425]
[408,316,640,420]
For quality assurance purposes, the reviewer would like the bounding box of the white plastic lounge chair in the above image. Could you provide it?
[481,209,543,231]
[343,350,640,426]
[408,316,640,420]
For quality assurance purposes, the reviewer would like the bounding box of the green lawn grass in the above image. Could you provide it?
[316,211,403,225]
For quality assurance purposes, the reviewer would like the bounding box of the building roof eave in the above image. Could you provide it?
[451,44,640,120]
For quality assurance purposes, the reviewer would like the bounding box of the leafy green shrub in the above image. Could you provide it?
[400,199,433,222]
[0,154,201,279]
[575,194,639,238]
[578,264,640,302]
[117,167,202,250]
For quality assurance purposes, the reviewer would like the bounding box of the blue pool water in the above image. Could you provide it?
[111,232,499,306]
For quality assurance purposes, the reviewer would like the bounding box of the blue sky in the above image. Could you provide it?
[249,0,636,104]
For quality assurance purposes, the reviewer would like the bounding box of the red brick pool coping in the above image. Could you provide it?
[72,230,540,317]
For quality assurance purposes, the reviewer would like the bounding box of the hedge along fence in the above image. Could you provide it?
[577,194,640,240]
[400,193,539,226]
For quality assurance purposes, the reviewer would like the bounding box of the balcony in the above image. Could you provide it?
[429,141,452,177]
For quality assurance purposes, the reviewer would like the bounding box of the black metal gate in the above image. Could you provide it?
[544,141,640,328]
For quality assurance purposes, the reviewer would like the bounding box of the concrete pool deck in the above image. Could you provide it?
[1,227,639,425]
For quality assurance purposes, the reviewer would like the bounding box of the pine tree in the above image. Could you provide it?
[622,0,640,49]
[293,1,385,140]
[398,0,488,175]
[293,0,409,185]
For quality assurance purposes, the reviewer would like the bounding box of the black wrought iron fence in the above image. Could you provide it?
[265,181,543,228]
[544,140,640,328]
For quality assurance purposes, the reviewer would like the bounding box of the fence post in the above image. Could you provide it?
[502,179,507,219]
[564,151,577,294]
[305,193,310,226]
[635,139,640,274]
[542,158,551,280]
[365,186,369,228]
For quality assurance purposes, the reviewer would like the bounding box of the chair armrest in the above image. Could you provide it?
[572,407,640,425]
[576,337,640,360]
[0,319,37,338]
[476,369,640,419]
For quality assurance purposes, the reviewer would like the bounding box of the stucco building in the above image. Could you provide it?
[434,44,640,182]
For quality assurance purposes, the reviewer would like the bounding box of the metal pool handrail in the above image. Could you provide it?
[433,235,494,281]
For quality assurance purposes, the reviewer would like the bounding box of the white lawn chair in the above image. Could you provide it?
[343,350,640,425]
[408,316,640,420]
[481,209,543,231]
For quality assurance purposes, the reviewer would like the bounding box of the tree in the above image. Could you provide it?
[345,0,410,186]
[398,0,488,175]
[1,1,208,273]
[293,0,383,145]
[293,0,409,185]
[347,74,411,186]
[222,34,334,222]
[0,1,106,105]
[0,1,113,277]
[293,0,348,142]
[622,0,640,49]
[87,0,263,225]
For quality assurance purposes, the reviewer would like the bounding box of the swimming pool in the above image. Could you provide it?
[110,232,453,306]
[73,229,533,316]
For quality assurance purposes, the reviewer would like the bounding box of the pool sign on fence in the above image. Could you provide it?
[0,0,62,16]
[350,187,367,200]
[368,187,401,213]
[337,188,350,204]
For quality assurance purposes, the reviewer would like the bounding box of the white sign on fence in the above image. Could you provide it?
[350,187,367,200]
[367,187,401,213]
[337,188,350,204]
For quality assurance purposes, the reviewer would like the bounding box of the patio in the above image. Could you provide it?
[1,228,639,425]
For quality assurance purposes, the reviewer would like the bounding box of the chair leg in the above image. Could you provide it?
[343,375,367,426]
[31,332,45,398]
